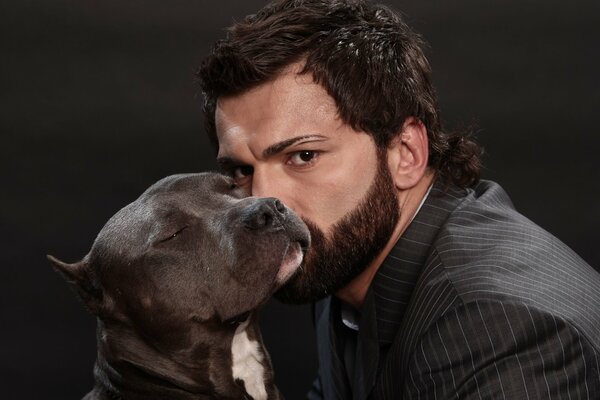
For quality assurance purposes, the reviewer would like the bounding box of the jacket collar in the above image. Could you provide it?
[354,179,468,399]
[372,181,468,345]
[317,179,470,400]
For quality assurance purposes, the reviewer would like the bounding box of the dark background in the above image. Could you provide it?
[2,0,599,399]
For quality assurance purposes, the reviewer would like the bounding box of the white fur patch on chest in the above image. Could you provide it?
[231,320,267,400]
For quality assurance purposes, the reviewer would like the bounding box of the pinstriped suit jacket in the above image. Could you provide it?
[308,180,600,399]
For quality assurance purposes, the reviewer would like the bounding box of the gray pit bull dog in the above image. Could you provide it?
[48,172,310,400]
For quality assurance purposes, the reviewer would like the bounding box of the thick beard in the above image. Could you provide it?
[275,151,400,304]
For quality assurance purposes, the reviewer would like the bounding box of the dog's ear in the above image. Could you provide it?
[47,254,103,314]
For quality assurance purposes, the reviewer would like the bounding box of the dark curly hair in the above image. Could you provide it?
[196,0,482,188]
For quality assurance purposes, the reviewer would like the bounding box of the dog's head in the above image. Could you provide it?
[49,173,309,337]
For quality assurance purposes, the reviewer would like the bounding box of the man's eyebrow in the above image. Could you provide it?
[216,135,326,167]
[262,135,326,158]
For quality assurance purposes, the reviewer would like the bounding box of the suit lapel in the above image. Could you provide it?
[315,181,470,399]
[372,182,469,397]
[373,182,468,345]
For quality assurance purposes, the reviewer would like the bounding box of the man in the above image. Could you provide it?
[196,0,600,398]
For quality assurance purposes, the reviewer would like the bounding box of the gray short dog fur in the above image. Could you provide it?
[48,173,310,400]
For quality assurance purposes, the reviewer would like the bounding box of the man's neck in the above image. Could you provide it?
[335,172,435,309]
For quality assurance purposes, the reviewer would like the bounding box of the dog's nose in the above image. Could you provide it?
[241,198,287,230]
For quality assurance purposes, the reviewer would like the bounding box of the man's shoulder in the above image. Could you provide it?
[422,179,600,342]
[435,179,586,270]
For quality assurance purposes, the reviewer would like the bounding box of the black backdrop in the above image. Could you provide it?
[2,1,599,399]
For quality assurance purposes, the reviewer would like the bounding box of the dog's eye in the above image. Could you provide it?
[160,226,188,243]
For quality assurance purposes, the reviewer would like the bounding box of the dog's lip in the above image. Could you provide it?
[275,241,304,284]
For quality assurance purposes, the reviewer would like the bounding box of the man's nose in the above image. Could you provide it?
[250,168,286,202]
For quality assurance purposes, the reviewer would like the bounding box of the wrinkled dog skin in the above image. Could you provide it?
[49,173,310,400]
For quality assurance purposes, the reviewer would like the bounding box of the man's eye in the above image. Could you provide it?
[288,151,319,166]
[232,165,253,179]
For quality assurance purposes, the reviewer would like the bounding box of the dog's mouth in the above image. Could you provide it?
[275,241,306,284]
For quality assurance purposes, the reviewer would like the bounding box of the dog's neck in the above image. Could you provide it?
[87,315,278,400]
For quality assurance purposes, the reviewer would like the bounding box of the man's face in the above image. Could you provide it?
[215,67,400,303]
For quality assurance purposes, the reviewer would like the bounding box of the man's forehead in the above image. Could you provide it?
[215,72,340,157]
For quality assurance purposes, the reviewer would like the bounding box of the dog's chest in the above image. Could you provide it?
[231,321,267,400]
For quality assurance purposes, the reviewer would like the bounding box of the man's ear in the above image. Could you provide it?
[386,117,429,190]
[47,254,103,314]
